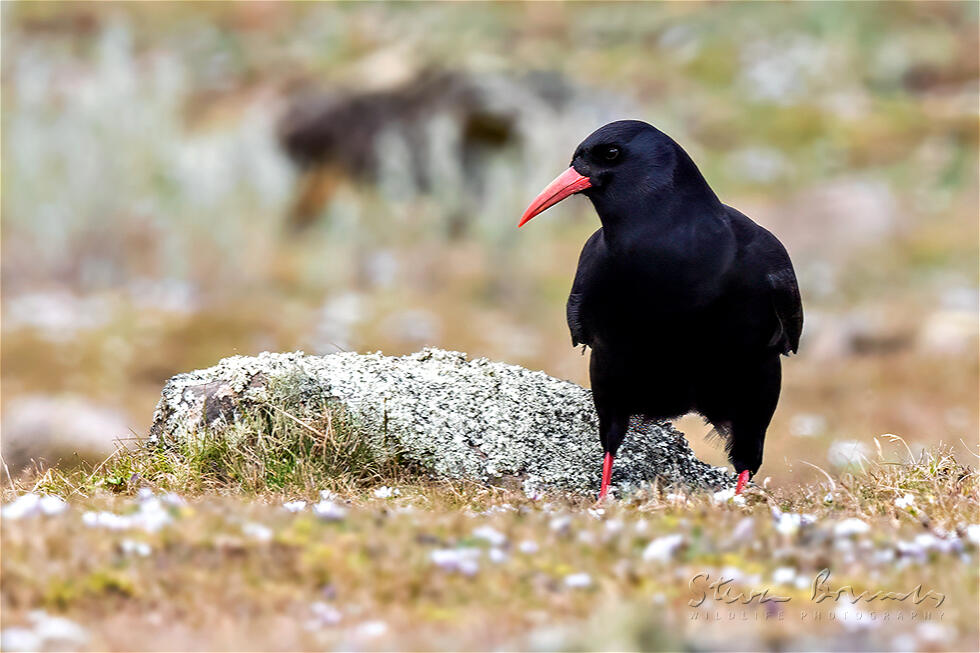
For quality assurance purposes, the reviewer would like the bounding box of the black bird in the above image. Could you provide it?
[519,120,803,499]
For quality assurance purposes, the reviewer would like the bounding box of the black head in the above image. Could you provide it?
[519,120,717,228]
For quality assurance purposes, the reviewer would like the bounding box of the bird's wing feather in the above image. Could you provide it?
[727,208,803,355]
[566,230,603,347]
[757,233,803,355]
[767,264,803,354]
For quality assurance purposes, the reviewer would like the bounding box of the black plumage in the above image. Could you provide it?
[520,120,803,497]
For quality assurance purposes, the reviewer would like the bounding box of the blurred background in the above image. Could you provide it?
[2,2,977,485]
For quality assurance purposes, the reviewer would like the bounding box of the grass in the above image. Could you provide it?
[24,378,421,500]
[3,434,978,651]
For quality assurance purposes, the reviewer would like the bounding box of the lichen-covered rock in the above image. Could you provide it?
[149,348,735,494]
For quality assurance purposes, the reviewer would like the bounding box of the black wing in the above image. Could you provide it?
[767,263,803,354]
[566,229,604,348]
[728,208,803,355]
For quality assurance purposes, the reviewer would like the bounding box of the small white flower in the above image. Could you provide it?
[27,611,89,648]
[430,548,480,576]
[372,486,399,499]
[354,620,388,639]
[160,492,186,506]
[242,522,273,542]
[1,627,42,652]
[604,519,624,535]
[775,513,804,535]
[38,495,68,516]
[712,488,736,504]
[283,500,307,513]
[587,508,605,519]
[319,489,339,501]
[549,515,571,533]
[634,519,649,534]
[894,494,915,510]
[82,511,129,530]
[309,601,342,626]
[965,524,980,544]
[823,492,835,504]
[564,572,592,588]
[834,518,870,537]
[577,530,596,546]
[665,492,687,504]
[913,532,956,554]
[119,539,152,557]
[312,500,347,521]
[642,534,685,563]
[132,498,171,533]
[137,488,154,501]
[772,566,796,585]
[518,540,539,555]
[488,547,508,564]
[2,494,41,520]
[472,525,507,547]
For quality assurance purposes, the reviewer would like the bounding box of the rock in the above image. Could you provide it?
[149,348,734,494]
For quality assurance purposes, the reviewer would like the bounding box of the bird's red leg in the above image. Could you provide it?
[735,470,750,495]
[599,452,614,500]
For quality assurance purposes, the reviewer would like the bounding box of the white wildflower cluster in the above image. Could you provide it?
[430,547,481,576]
[894,493,916,511]
[312,500,347,521]
[642,534,685,563]
[119,539,152,557]
[1,493,68,520]
[834,518,871,537]
[966,524,980,545]
[771,507,816,535]
[281,491,348,521]
[372,486,399,499]
[304,601,342,630]
[353,620,388,640]
[712,488,746,506]
[518,539,539,555]
[548,515,572,534]
[1,611,88,652]
[472,525,507,547]
[771,566,810,589]
[82,491,179,533]
[895,532,963,562]
[242,522,273,542]
[563,572,592,589]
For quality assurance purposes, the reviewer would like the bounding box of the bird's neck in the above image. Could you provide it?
[594,188,724,252]
[592,151,723,248]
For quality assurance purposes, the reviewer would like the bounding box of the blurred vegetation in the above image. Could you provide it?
[4,441,978,651]
[1,3,977,484]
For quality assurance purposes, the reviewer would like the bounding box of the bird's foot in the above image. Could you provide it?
[735,470,750,495]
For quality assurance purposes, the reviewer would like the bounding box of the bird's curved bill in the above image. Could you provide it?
[518,167,592,227]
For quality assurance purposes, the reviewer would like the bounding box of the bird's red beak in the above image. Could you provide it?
[518,167,592,227]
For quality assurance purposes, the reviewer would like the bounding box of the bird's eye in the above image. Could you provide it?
[601,146,620,161]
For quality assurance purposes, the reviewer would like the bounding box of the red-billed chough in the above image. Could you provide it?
[519,120,803,499]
